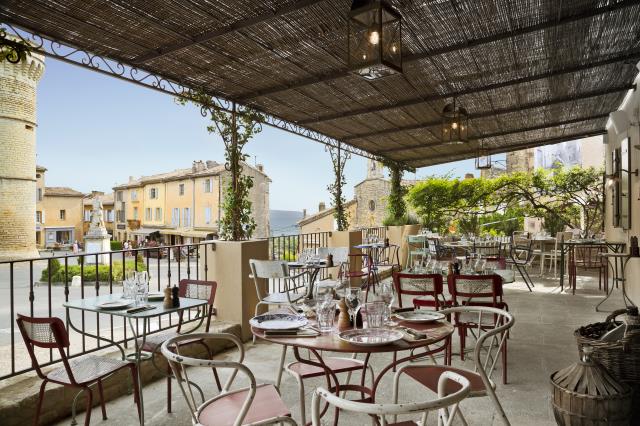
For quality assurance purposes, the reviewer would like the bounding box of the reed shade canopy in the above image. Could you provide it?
[2,1,640,168]
[347,0,402,80]
[441,99,469,144]
[475,141,492,170]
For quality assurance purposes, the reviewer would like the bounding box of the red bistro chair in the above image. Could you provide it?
[341,253,379,302]
[393,271,452,310]
[16,314,141,426]
[448,274,509,384]
[139,279,221,412]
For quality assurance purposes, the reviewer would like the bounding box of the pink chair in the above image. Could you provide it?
[16,314,141,426]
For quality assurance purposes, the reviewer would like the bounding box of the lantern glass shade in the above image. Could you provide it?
[475,147,492,170]
[348,0,402,80]
[441,101,469,144]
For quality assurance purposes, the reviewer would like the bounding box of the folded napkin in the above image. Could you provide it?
[264,329,320,337]
[395,326,429,342]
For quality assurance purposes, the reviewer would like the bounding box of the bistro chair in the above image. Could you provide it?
[286,354,374,424]
[401,306,514,425]
[249,259,310,315]
[568,244,607,295]
[311,370,471,426]
[407,235,428,268]
[471,240,502,259]
[342,253,378,302]
[139,279,221,413]
[540,231,573,278]
[161,333,296,426]
[505,236,535,291]
[16,314,141,426]
[317,246,349,277]
[393,271,451,310]
[449,274,509,383]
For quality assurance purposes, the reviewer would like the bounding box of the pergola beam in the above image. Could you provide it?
[344,84,634,141]
[406,130,607,168]
[299,51,640,125]
[133,0,326,64]
[238,0,639,101]
[378,113,610,155]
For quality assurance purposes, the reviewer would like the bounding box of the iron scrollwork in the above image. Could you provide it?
[0,27,31,63]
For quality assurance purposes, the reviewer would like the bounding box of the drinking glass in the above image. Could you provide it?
[413,257,421,273]
[123,271,136,299]
[345,288,362,327]
[317,301,336,333]
[378,282,396,325]
[364,301,385,328]
[135,271,149,306]
[313,283,334,304]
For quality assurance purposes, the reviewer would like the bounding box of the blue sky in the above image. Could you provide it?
[36,58,483,212]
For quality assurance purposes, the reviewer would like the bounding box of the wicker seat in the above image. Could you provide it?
[16,314,140,426]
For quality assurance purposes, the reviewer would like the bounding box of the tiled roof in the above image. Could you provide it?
[45,187,84,197]
[298,199,356,227]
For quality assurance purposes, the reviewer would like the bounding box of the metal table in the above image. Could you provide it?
[559,240,626,292]
[596,253,635,312]
[64,294,208,425]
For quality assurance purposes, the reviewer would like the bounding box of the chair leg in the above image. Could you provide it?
[167,364,172,413]
[34,380,47,426]
[294,374,306,425]
[502,333,508,385]
[275,345,287,390]
[83,388,93,426]
[459,326,466,361]
[130,365,142,421]
[97,380,107,420]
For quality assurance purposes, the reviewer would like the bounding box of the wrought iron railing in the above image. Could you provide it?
[0,242,214,380]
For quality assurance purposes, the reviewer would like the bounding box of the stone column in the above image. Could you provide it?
[0,46,45,260]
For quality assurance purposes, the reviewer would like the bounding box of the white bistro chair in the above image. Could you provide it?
[401,306,514,426]
[249,259,310,317]
[161,333,296,426]
[311,370,471,426]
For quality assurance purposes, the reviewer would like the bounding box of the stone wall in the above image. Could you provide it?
[353,178,391,228]
[0,48,45,260]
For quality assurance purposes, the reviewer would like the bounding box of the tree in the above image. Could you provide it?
[179,95,264,240]
[0,29,31,63]
[382,160,409,225]
[327,144,350,231]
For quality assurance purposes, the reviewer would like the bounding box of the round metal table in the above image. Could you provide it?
[252,319,454,425]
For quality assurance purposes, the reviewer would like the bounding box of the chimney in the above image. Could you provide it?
[464,173,475,180]
[256,163,264,173]
[319,202,326,212]
[128,176,135,183]
[302,209,307,218]
[192,161,198,173]
[206,160,217,169]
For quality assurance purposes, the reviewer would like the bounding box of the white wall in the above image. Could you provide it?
[604,74,640,305]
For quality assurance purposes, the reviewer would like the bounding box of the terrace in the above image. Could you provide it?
[1,1,640,425]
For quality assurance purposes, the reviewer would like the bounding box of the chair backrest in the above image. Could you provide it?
[440,306,514,385]
[509,236,533,262]
[16,314,74,381]
[394,272,443,300]
[179,279,217,331]
[249,259,288,300]
[472,240,501,258]
[572,244,606,267]
[450,274,502,305]
[316,247,349,264]
[311,370,471,426]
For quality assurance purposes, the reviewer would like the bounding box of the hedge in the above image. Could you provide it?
[40,259,147,283]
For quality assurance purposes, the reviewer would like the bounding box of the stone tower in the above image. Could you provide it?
[506,149,535,173]
[366,158,384,179]
[0,47,45,260]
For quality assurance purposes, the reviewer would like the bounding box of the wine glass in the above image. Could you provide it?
[378,281,396,325]
[345,287,362,327]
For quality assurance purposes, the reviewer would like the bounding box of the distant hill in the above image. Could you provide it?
[270,210,303,236]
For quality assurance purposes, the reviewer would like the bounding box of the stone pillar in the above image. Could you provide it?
[0,46,45,261]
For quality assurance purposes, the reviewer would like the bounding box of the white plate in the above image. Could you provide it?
[147,292,164,301]
[97,300,133,310]
[250,313,308,330]
[338,328,404,346]
[394,311,445,323]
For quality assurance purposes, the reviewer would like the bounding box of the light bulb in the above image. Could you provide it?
[362,54,367,60]
[451,122,458,130]
[369,30,380,45]
[391,44,397,53]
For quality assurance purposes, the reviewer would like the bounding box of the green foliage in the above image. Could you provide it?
[41,260,146,283]
[386,164,407,222]
[0,29,31,63]
[406,166,604,236]
[40,258,62,281]
[110,241,123,250]
[327,146,350,231]
[178,93,263,240]
[382,214,419,226]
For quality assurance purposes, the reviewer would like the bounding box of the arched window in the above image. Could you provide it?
[368,200,376,211]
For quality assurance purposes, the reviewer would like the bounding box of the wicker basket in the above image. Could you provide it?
[575,309,640,383]
[551,347,632,425]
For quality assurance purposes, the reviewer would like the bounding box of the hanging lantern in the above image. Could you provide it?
[441,99,469,144]
[475,141,492,170]
[348,0,402,80]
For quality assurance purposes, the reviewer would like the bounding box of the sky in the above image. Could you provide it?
[36,58,485,213]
